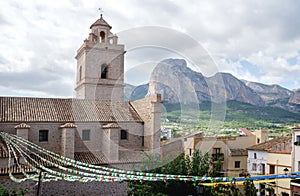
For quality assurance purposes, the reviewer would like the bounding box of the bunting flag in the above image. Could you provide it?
[0,131,300,185]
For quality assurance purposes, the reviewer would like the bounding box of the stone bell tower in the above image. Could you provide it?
[75,14,125,100]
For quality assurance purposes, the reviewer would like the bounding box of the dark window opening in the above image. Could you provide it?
[269,165,275,174]
[257,138,260,143]
[101,64,108,79]
[121,130,127,140]
[254,153,257,159]
[79,66,82,80]
[297,135,300,142]
[100,31,105,42]
[213,148,221,154]
[39,130,48,142]
[82,130,90,141]
[252,163,257,171]
[234,161,240,168]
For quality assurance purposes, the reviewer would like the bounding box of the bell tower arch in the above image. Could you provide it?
[75,14,125,100]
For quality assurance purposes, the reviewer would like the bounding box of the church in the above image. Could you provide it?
[0,15,162,168]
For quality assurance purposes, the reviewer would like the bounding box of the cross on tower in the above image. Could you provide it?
[98,8,104,18]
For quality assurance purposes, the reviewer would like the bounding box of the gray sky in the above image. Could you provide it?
[0,0,300,98]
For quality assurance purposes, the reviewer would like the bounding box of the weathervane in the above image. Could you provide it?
[98,8,104,18]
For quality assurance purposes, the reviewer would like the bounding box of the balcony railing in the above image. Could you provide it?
[212,153,224,161]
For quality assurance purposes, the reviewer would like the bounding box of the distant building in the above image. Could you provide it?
[247,136,292,196]
[161,127,173,140]
[160,132,204,159]
[194,132,258,177]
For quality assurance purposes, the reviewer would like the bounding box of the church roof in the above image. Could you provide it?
[90,15,112,29]
[0,97,143,123]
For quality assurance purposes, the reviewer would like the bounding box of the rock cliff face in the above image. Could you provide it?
[242,81,293,103]
[126,58,300,112]
[289,89,300,104]
[148,59,264,105]
[148,59,208,104]
[207,73,265,106]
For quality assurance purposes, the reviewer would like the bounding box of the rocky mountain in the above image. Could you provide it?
[289,89,300,104]
[125,58,300,113]
[242,81,293,103]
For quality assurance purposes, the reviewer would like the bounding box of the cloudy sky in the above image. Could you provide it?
[0,0,300,98]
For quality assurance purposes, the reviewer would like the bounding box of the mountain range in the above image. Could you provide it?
[125,58,300,114]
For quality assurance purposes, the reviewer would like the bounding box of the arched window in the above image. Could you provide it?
[101,64,108,79]
[100,31,105,42]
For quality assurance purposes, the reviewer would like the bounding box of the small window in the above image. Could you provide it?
[39,130,48,142]
[257,138,260,143]
[101,64,108,79]
[269,165,275,174]
[254,153,257,159]
[298,161,300,172]
[189,148,192,156]
[234,161,240,168]
[252,163,257,171]
[213,148,221,154]
[82,130,90,141]
[297,135,300,142]
[121,130,127,140]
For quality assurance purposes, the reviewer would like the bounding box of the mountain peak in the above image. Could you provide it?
[160,58,187,68]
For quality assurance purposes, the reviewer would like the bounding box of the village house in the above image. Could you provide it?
[161,128,268,177]
[247,136,292,196]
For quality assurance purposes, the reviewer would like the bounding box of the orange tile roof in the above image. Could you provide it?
[230,148,248,156]
[239,128,254,136]
[247,136,292,152]
[0,97,142,123]
[74,151,108,164]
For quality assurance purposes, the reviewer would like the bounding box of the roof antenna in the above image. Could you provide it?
[98,8,104,18]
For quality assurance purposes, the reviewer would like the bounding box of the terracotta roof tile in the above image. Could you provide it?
[230,149,248,156]
[247,136,292,152]
[74,151,108,164]
[0,97,143,123]
[90,15,112,29]
[239,128,253,136]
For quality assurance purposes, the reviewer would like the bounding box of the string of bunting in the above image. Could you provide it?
[1,132,300,185]
[6,132,220,182]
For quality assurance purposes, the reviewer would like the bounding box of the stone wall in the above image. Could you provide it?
[131,94,162,153]
[118,123,144,150]
[75,123,103,152]
[161,139,184,159]
[75,41,125,101]
[0,177,128,196]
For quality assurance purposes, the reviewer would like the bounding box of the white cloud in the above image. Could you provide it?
[0,0,300,98]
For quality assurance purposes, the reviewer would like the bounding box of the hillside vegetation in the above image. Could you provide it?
[162,101,300,138]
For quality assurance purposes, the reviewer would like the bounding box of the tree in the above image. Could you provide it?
[127,150,221,196]
[0,187,28,196]
[243,178,257,196]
